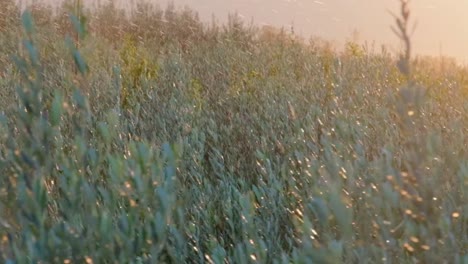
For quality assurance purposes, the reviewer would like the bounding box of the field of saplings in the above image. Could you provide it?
[0,0,466,263]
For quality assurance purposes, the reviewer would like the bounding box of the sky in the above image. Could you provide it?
[20,0,468,63]
[158,0,468,63]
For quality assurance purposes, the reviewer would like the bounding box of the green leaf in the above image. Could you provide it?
[50,92,63,126]
[70,14,87,40]
[72,89,89,110]
[329,192,353,240]
[211,245,227,264]
[73,49,88,74]
[23,40,40,68]
[21,11,35,35]
[310,198,330,228]
[328,240,343,259]
[97,122,111,142]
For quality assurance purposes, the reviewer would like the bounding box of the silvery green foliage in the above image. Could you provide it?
[0,2,465,263]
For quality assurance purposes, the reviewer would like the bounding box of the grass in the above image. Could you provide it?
[0,0,466,263]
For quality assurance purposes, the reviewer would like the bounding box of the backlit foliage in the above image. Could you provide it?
[0,0,466,263]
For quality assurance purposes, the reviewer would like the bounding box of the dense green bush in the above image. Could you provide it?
[0,0,466,263]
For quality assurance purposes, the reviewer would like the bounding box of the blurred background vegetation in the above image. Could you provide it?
[0,0,466,263]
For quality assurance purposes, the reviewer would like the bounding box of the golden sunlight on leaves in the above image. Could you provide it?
[0,0,465,263]
[85,256,94,264]
[421,245,430,251]
[403,243,415,253]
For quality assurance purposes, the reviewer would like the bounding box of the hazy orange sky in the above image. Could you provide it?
[159,0,468,63]
[22,0,468,63]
